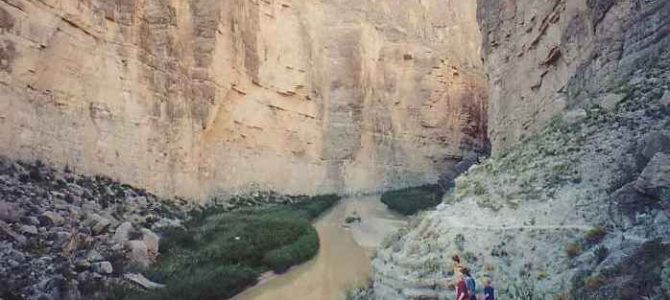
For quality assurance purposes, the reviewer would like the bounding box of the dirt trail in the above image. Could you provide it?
[233,196,407,300]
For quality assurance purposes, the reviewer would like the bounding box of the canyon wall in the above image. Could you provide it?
[0,0,487,200]
[371,0,670,299]
[478,0,670,151]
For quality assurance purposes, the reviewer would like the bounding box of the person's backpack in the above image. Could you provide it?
[465,276,476,295]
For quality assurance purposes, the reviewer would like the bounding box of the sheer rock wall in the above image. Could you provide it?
[0,0,487,200]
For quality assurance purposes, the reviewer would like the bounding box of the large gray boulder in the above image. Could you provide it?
[635,153,670,201]
[0,201,22,223]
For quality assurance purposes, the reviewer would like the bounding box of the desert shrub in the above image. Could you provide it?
[594,246,609,263]
[345,216,361,224]
[380,184,445,215]
[454,234,465,251]
[584,275,605,290]
[584,226,608,245]
[566,243,581,258]
[119,194,339,300]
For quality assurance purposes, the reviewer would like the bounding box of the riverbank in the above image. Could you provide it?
[116,195,340,300]
[234,196,408,300]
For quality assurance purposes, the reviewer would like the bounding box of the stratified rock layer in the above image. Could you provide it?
[478,0,670,151]
[0,0,487,200]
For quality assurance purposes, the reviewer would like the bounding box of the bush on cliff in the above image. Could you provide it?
[117,194,339,300]
[380,184,445,215]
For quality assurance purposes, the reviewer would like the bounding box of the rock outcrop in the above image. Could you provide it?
[478,0,670,151]
[371,1,670,299]
[0,0,487,200]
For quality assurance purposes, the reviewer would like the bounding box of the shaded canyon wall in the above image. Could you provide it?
[478,0,670,151]
[0,0,487,200]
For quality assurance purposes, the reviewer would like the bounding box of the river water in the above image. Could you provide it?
[233,196,408,300]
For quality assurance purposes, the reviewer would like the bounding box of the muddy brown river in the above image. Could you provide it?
[233,196,407,300]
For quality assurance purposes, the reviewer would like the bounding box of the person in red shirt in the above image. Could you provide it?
[455,270,470,300]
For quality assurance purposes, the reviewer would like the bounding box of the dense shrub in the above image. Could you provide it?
[119,194,339,300]
[380,184,445,215]
[584,226,608,245]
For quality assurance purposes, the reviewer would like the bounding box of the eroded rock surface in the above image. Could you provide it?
[0,0,487,200]
[370,0,670,299]
[478,0,670,151]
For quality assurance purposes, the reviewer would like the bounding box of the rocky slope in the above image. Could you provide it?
[0,157,187,299]
[0,0,487,200]
[370,1,670,299]
[0,156,324,299]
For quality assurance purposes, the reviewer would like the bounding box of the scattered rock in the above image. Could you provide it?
[91,261,113,274]
[86,249,104,262]
[638,132,670,164]
[599,93,625,111]
[114,222,134,244]
[124,273,166,290]
[21,216,40,226]
[0,200,22,223]
[141,228,159,259]
[38,211,65,227]
[126,240,151,268]
[0,220,27,245]
[19,225,38,235]
[86,213,112,235]
[635,153,670,200]
[661,91,670,108]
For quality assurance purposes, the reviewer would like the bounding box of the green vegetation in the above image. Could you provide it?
[594,246,609,263]
[584,226,608,246]
[115,194,339,300]
[565,243,581,259]
[380,184,445,215]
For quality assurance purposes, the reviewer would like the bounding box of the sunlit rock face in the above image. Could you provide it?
[478,0,670,151]
[0,0,487,200]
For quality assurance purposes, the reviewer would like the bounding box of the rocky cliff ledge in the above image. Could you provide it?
[371,1,670,299]
[479,0,670,151]
[0,0,487,200]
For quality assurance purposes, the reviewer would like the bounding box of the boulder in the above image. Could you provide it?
[38,211,65,227]
[86,213,112,235]
[124,273,165,290]
[638,132,670,165]
[86,250,104,262]
[0,220,27,246]
[0,201,22,223]
[113,222,134,244]
[141,228,159,258]
[21,216,40,226]
[635,153,670,201]
[126,240,151,268]
[19,225,38,235]
[661,91,670,108]
[91,261,113,274]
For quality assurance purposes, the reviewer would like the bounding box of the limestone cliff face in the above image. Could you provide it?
[0,0,486,200]
[478,0,670,151]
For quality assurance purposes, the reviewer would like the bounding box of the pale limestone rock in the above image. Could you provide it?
[38,211,65,227]
[141,228,159,259]
[0,0,486,200]
[124,273,165,290]
[0,201,20,223]
[113,222,133,245]
[126,240,151,268]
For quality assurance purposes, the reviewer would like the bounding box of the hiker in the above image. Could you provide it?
[455,270,470,300]
[451,254,462,275]
[462,267,477,300]
[483,278,495,300]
